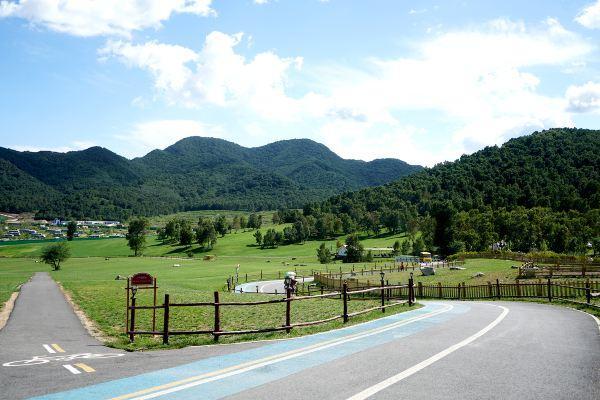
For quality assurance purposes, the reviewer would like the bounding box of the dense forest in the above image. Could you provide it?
[302,129,600,255]
[0,137,421,220]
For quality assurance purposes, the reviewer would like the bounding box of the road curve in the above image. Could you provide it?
[234,277,314,294]
[0,274,598,399]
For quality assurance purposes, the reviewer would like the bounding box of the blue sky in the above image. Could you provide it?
[1,0,599,166]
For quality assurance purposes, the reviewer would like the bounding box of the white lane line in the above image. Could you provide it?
[63,364,81,375]
[346,305,510,400]
[570,308,600,334]
[42,344,56,354]
[114,304,454,400]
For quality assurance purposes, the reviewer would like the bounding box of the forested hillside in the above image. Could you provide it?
[307,128,600,255]
[0,137,421,220]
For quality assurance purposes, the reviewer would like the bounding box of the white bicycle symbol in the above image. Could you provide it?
[3,352,125,367]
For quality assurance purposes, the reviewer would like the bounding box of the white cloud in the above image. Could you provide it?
[576,0,600,29]
[0,0,215,37]
[310,18,588,161]
[115,119,224,158]
[101,31,305,119]
[11,141,96,153]
[102,19,591,165]
[566,81,600,113]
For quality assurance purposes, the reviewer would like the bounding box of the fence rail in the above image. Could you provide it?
[518,263,600,278]
[127,280,416,344]
[313,261,465,289]
[413,279,599,308]
[457,252,600,266]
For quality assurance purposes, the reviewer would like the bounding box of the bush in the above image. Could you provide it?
[40,242,71,271]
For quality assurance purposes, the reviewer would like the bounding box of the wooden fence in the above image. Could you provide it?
[518,263,600,278]
[457,252,599,266]
[127,280,416,344]
[313,260,464,284]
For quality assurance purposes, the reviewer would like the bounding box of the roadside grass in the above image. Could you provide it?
[0,259,41,309]
[86,288,418,351]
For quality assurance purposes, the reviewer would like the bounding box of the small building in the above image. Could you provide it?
[336,245,348,258]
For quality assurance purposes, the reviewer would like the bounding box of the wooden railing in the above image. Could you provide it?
[412,279,599,307]
[518,263,600,278]
[313,261,465,288]
[127,280,416,344]
[457,251,599,265]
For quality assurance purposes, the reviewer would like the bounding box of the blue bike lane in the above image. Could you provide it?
[31,302,467,400]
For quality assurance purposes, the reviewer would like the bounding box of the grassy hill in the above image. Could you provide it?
[311,128,600,255]
[0,137,421,220]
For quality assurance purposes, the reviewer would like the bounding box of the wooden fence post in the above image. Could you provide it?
[213,291,220,341]
[417,282,423,298]
[162,294,170,345]
[547,278,552,302]
[285,288,292,333]
[462,282,466,299]
[342,282,348,323]
[380,278,385,313]
[586,281,591,305]
[125,277,130,334]
[129,297,136,342]
[496,279,501,299]
[408,276,414,306]
[152,279,157,334]
[438,282,442,299]
[488,281,493,298]
[516,279,521,298]
[457,283,461,300]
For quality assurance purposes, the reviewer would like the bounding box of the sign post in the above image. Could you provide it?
[126,273,158,334]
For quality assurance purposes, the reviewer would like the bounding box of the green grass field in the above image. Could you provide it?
[2,223,595,350]
[0,228,418,349]
[355,259,519,286]
[0,225,413,260]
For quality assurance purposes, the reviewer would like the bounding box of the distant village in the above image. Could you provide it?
[0,213,125,242]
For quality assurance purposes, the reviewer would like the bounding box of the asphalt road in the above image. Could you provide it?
[235,277,314,294]
[1,273,599,399]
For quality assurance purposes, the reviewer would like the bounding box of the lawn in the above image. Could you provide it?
[0,258,41,307]
[356,259,521,286]
[0,248,416,349]
[4,226,594,350]
[0,227,413,260]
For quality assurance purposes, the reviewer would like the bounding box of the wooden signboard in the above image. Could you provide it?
[131,272,154,286]
[126,272,158,334]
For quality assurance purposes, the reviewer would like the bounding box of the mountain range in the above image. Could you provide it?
[0,137,422,220]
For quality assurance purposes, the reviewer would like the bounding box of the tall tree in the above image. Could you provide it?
[179,220,194,246]
[317,242,332,264]
[66,221,77,241]
[253,230,263,247]
[196,218,217,249]
[345,234,364,263]
[214,215,229,237]
[41,242,70,271]
[126,217,148,256]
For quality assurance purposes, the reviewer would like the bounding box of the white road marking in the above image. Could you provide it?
[42,344,56,354]
[346,305,510,400]
[113,304,454,400]
[63,364,81,375]
[570,307,600,334]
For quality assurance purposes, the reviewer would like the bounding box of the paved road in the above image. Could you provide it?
[1,273,599,399]
[235,277,314,294]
